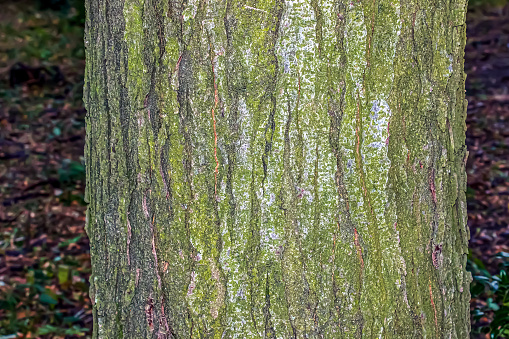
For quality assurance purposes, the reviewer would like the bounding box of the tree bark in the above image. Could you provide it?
[84,0,470,337]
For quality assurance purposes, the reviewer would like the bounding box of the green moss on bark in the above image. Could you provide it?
[85,0,470,337]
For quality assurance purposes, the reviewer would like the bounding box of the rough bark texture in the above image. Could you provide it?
[84,0,470,337]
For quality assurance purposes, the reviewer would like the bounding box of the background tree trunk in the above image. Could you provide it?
[84,0,470,337]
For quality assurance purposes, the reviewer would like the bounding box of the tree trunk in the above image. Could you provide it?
[84,0,470,337]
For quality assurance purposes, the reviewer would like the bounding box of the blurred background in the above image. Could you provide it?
[0,0,508,338]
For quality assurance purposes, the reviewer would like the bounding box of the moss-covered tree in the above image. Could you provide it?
[84,0,470,337]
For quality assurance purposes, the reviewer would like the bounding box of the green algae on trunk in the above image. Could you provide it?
[84,0,470,337]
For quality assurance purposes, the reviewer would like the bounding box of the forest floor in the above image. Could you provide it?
[0,1,90,337]
[464,4,509,337]
[0,1,508,338]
